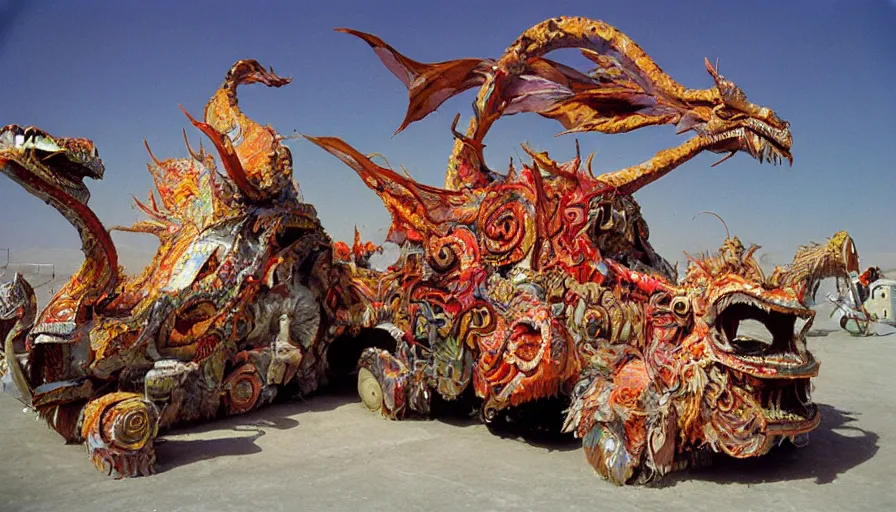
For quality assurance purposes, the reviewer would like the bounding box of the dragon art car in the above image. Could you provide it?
[0,61,355,478]
[308,16,861,485]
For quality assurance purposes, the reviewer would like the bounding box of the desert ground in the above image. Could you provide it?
[1,264,894,512]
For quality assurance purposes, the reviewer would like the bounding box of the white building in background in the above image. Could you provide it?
[865,279,896,325]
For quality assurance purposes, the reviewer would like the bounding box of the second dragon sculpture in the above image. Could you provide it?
[0,61,354,478]
[309,17,860,485]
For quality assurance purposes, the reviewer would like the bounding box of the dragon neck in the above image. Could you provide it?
[3,162,119,312]
[595,136,712,195]
[199,66,296,203]
[498,17,717,105]
[61,198,120,302]
[444,16,722,192]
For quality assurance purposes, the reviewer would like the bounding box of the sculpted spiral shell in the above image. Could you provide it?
[223,365,263,415]
[476,188,536,267]
[111,399,156,451]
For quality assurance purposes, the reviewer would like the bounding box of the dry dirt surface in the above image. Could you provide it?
[1,302,893,512]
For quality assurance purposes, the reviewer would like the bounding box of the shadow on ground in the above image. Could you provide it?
[151,388,877,485]
[153,382,582,474]
[154,386,358,472]
[659,403,879,487]
[484,398,581,453]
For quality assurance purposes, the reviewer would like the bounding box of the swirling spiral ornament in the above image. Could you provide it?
[427,235,462,273]
[476,189,535,267]
[80,392,161,478]
[427,227,480,274]
[110,398,155,451]
[223,365,263,415]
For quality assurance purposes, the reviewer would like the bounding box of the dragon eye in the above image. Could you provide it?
[671,297,690,317]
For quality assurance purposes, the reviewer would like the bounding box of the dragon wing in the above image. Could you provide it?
[304,135,476,244]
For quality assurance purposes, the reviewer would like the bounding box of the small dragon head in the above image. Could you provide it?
[679,237,818,458]
[0,272,37,343]
[0,124,104,205]
[0,273,37,402]
[682,60,793,166]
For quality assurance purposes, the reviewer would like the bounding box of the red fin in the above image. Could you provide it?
[304,134,472,240]
[337,28,490,134]
[180,105,263,203]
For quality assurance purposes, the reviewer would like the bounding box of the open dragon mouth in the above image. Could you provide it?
[709,292,817,377]
[708,292,820,433]
[705,118,793,166]
[0,125,103,204]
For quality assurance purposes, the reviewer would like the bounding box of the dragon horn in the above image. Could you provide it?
[182,128,204,162]
[143,139,163,167]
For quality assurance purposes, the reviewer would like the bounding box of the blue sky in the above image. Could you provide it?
[1,0,894,272]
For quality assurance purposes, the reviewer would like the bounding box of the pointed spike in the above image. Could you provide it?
[506,156,517,180]
[182,128,203,162]
[710,151,736,168]
[143,139,162,167]
[572,138,582,171]
[704,57,720,81]
[366,152,394,170]
[449,113,464,141]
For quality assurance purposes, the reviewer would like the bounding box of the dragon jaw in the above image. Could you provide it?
[0,124,104,204]
[704,290,819,457]
[683,240,821,458]
[0,124,119,301]
[680,59,793,167]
